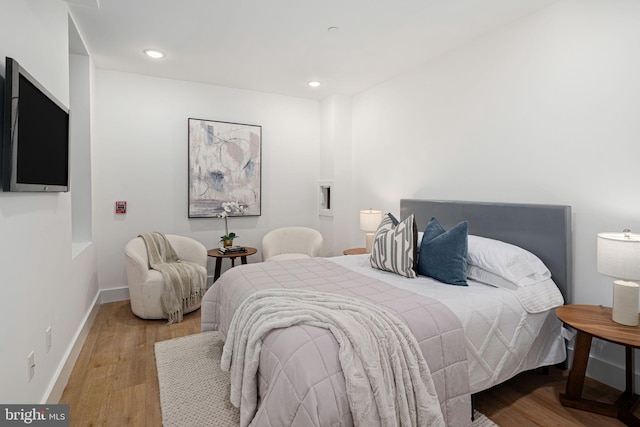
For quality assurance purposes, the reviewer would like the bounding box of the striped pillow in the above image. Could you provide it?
[370,213,417,278]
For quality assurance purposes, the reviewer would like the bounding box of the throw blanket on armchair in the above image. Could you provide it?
[139,232,206,324]
[221,288,445,427]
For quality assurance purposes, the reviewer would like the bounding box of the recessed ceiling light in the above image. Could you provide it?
[327,26,339,33]
[307,81,321,88]
[143,49,165,59]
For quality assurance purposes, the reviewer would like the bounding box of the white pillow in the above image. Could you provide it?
[467,235,551,289]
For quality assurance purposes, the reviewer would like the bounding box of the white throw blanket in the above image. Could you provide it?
[139,232,206,324]
[220,288,445,427]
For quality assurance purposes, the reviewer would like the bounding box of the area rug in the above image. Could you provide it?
[155,331,498,427]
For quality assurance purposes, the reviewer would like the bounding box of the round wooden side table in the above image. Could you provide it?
[343,248,367,255]
[556,304,640,425]
[207,247,257,282]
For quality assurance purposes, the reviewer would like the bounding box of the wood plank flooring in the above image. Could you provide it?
[474,366,635,426]
[61,300,631,426]
[60,300,200,426]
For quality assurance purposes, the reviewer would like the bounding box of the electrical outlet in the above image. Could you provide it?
[45,326,52,353]
[27,351,35,382]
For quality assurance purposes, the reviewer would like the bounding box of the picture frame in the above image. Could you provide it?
[188,118,262,217]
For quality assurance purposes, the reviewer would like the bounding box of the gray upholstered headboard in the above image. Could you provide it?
[400,199,573,303]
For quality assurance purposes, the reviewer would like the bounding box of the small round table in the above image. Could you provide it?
[343,248,367,255]
[556,304,640,425]
[207,247,257,282]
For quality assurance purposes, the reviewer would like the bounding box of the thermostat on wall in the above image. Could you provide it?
[115,201,127,214]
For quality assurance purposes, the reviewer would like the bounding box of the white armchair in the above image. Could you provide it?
[261,227,323,262]
[124,234,208,319]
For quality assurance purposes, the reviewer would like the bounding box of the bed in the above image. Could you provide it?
[201,199,572,426]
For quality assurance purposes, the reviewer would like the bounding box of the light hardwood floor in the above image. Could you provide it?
[61,300,632,426]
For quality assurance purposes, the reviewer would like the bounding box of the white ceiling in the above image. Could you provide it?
[68,0,558,100]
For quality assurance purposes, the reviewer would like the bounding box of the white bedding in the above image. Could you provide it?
[329,254,566,393]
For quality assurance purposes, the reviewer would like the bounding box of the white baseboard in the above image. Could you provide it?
[566,346,637,392]
[100,286,130,303]
[100,275,215,303]
[45,292,100,404]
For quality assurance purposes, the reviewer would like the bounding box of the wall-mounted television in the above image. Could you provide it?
[1,56,70,192]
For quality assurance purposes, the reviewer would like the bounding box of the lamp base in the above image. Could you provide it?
[612,280,639,326]
[365,233,375,254]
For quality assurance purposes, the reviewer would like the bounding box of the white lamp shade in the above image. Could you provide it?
[360,210,382,232]
[597,232,640,280]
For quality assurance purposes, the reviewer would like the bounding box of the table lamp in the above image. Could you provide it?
[597,229,640,326]
[360,209,382,253]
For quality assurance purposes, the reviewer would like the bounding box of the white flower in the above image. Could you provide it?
[217,201,245,240]
[221,201,245,215]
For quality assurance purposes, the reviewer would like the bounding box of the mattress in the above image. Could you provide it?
[329,254,566,393]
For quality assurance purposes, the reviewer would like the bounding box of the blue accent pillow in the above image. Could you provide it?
[417,217,468,286]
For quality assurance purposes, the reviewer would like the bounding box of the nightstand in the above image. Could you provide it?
[556,304,640,425]
[343,248,367,255]
[207,247,257,282]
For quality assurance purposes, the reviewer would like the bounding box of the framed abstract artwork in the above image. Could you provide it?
[188,118,262,217]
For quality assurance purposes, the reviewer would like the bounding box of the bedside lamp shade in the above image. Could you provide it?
[360,209,382,253]
[597,230,640,326]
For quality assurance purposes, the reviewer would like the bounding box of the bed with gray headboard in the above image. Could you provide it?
[201,199,572,426]
[400,198,572,302]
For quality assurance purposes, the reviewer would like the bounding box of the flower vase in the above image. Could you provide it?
[223,239,234,248]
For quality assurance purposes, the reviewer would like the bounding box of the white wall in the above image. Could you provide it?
[348,0,640,389]
[70,53,93,245]
[93,70,322,290]
[0,0,99,404]
[319,95,356,256]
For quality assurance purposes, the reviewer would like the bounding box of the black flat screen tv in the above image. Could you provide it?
[1,56,70,192]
